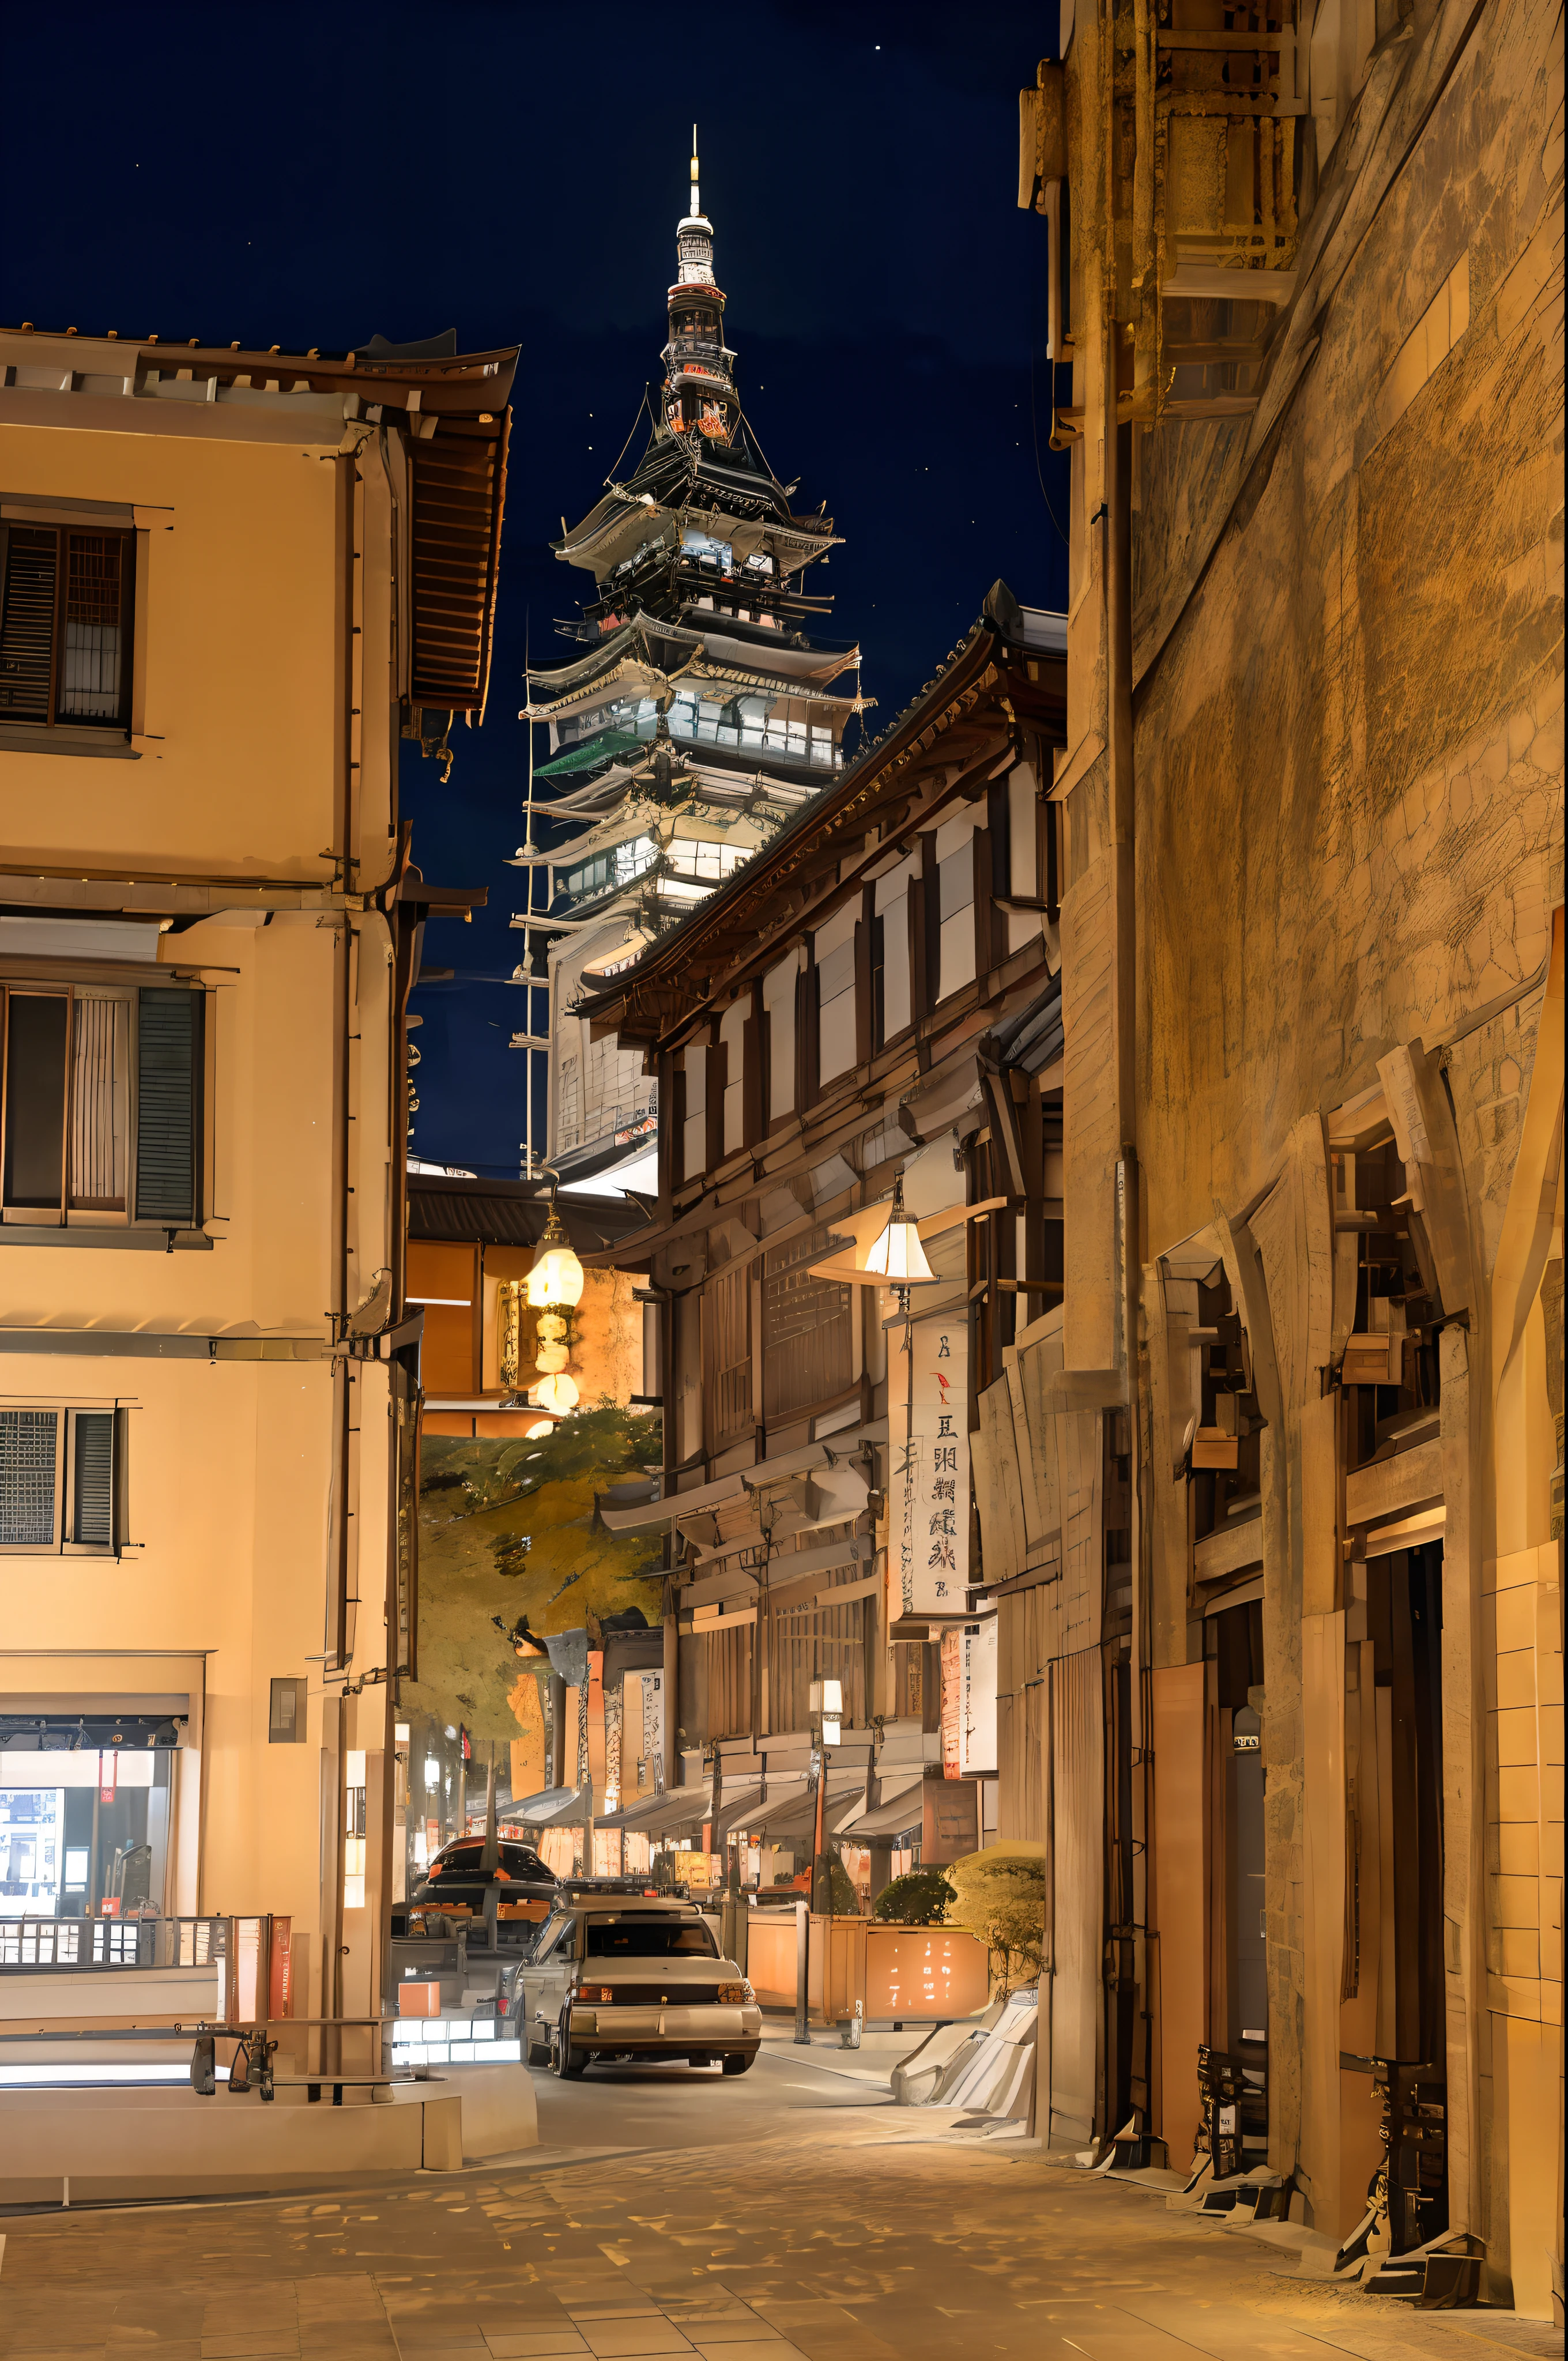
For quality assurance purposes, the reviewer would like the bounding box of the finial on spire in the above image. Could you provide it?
[689,124,700,217]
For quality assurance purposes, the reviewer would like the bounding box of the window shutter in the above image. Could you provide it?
[135,990,200,1225]
[0,527,58,723]
[72,1412,115,1548]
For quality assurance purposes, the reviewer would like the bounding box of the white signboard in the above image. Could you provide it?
[641,1672,666,1793]
[895,1315,970,1615]
[959,1618,997,1776]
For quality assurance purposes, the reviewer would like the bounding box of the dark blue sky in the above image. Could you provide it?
[4,1,1065,1175]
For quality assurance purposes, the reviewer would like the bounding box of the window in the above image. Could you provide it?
[874,859,916,1042]
[0,1405,120,1554]
[681,1040,707,1184]
[706,1261,752,1446]
[586,1914,717,1958]
[665,839,745,884]
[762,955,797,1122]
[762,1227,853,1423]
[559,835,654,902]
[1,982,202,1228]
[0,524,134,733]
[719,1002,746,1154]
[933,812,980,1002]
[269,1677,308,1743]
[814,905,858,1087]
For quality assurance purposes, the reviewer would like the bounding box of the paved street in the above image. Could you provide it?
[0,2041,1559,2361]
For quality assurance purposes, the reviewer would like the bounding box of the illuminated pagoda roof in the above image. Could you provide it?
[521,131,866,850]
[512,129,872,1175]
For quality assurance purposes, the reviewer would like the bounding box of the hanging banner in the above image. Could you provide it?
[895,1314,970,1615]
[940,1628,962,1777]
[642,1672,666,1793]
[958,1618,998,1776]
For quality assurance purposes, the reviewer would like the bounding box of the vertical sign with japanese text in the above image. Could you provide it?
[959,1618,998,1775]
[896,1317,970,1615]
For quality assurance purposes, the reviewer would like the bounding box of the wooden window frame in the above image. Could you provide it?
[0,975,204,1232]
[0,521,137,740]
[0,1402,125,1557]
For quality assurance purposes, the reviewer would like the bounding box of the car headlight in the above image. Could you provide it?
[717,1981,753,2003]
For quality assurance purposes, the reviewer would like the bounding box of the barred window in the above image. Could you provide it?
[0,525,134,733]
[0,1406,119,1554]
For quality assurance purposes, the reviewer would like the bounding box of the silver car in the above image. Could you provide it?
[517,1897,762,2078]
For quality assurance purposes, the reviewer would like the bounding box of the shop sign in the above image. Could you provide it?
[641,1672,665,1791]
[921,1778,978,1864]
[895,1317,970,1614]
[959,1620,997,1777]
[940,1629,962,1777]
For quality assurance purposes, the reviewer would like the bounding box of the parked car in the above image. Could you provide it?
[399,1838,665,1946]
[402,1836,560,1941]
[515,1895,761,2077]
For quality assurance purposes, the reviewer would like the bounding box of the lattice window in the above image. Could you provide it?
[762,1228,852,1423]
[706,1262,751,1447]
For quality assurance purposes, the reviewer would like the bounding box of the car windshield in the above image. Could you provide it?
[585,1917,717,1958]
[429,1843,546,1881]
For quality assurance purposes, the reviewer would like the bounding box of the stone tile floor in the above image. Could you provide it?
[0,2108,1561,2361]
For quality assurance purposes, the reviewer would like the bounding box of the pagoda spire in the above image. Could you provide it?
[674,127,717,295]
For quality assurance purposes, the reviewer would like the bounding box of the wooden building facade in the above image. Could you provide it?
[577,584,1072,1889]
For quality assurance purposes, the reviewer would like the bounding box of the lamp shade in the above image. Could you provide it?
[863,1179,934,1284]
[526,1202,585,1307]
[535,1372,579,1415]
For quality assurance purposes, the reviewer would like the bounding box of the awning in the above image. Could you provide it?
[740,1772,866,1843]
[509,1783,592,1826]
[597,1432,876,1536]
[595,1788,709,1837]
[837,1774,927,1840]
[709,1786,765,1845]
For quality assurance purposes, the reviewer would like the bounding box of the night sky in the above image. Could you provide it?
[5,1,1065,1176]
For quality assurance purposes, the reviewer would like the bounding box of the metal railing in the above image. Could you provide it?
[0,1915,227,1971]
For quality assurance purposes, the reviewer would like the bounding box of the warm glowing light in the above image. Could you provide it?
[863,1176,934,1284]
[525,1419,555,1439]
[535,1372,579,1414]
[534,1341,570,1374]
[526,1200,584,1307]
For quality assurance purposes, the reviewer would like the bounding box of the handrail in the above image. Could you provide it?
[0,1916,228,1971]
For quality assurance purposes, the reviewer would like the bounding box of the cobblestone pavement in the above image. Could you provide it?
[1,2070,1560,2361]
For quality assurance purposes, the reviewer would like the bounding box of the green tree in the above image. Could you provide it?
[943,1847,1046,1992]
[871,1868,957,1925]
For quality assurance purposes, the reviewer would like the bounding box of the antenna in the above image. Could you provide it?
[522,610,537,858]
[689,125,700,216]
[521,613,537,1185]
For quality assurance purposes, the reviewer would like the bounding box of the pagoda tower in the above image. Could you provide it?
[512,132,869,1195]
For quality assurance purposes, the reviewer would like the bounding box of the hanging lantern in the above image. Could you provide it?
[536,1372,580,1415]
[526,1193,585,1308]
[863,1174,934,1286]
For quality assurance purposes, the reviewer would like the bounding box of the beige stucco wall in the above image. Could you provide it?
[0,386,405,2020]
